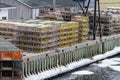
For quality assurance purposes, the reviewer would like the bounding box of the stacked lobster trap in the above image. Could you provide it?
[0,18,89,53]
[14,20,80,53]
[89,7,120,36]
[72,16,89,43]
[59,21,79,48]
[0,36,22,80]
[0,21,17,40]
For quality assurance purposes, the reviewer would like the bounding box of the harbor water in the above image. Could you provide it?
[53,54,120,80]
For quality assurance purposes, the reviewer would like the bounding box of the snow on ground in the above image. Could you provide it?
[111,58,120,62]
[72,70,94,75]
[96,59,120,67]
[93,47,120,72]
[25,47,120,80]
[109,66,120,72]
[95,56,120,72]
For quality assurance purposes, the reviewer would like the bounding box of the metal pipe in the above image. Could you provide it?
[53,0,56,11]
[85,0,91,16]
[77,0,85,15]
[83,1,85,8]
[98,0,102,39]
[93,0,97,40]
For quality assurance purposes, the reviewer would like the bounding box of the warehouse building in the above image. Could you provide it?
[0,0,77,20]
[0,3,15,20]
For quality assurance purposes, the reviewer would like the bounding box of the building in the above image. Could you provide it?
[84,0,120,9]
[0,0,77,20]
[0,0,40,19]
[0,3,15,20]
[100,0,120,9]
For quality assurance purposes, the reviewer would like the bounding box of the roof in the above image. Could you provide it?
[0,3,15,9]
[0,37,20,51]
[18,0,77,8]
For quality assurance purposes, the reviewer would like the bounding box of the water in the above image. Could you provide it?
[53,55,120,80]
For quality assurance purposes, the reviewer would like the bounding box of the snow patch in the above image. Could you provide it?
[97,59,120,67]
[109,66,120,72]
[111,58,120,62]
[72,70,94,75]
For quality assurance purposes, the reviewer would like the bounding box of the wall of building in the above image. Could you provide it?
[56,7,77,12]
[0,0,32,20]
[0,9,8,20]
[32,9,39,19]
[76,0,120,10]
[100,0,120,9]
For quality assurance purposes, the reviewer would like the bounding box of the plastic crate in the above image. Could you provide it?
[2,71,12,78]
[79,37,88,43]
[12,51,22,59]
[13,61,22,69]
[40,38,48,43]
[40,27,48,33]
[14,70,22,79]
[35,28,41,32]
[40,48,47,52]
[0,51,22,60]
[0,52,13,60]
[2,61,13,68]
